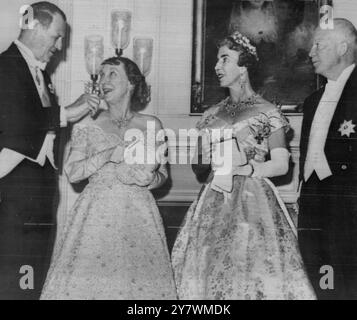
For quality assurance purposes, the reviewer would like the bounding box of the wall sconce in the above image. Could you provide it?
[133,37,153,101]
[84,13,154,106]
[84,35,104,94]
[111,10,132,56]
[133,37,154,77]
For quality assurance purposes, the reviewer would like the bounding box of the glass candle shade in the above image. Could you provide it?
[111,10,132,55]
[133,37,153,77]
[84,35,104,76]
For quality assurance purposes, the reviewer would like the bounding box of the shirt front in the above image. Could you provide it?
[304,63,356,182]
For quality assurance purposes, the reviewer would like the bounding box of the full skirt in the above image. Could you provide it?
[172,176,316,300]
[41,179,177,300]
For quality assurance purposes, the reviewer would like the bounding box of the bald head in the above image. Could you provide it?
[333,18,357,48]
[310,18,357,80]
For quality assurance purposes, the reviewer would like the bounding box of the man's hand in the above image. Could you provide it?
[65,94,101,123]
[74,93,101,115]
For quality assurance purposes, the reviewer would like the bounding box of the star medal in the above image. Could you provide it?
[338,120,356,138]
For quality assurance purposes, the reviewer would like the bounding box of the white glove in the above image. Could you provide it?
[250,147,290,178]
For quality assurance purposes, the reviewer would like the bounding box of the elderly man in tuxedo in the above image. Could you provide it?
[298,18,357,300]
[0,2,101,299]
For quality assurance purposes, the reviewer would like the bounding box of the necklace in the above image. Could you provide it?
[111,113,134,129]
[224,93,258,118]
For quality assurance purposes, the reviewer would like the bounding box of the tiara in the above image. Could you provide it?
[230,31,259,61]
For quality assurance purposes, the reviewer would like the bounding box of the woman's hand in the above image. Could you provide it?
[85,94,102,116]
[131,164,156,187]
[232,163,254,176]
[98,99,109,112]
[110,145,125,163]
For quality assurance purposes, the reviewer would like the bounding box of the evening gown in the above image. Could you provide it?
[41,123,177,300]
[172,99,316,300]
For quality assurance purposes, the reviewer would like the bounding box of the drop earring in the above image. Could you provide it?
[239,74,247,90]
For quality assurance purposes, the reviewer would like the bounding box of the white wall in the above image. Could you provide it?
[0,0,40,52]
[335,0,357,27]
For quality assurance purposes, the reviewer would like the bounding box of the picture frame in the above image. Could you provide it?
[191,0,321,113]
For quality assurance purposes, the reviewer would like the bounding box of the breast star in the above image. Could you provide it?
[338,120,356,138]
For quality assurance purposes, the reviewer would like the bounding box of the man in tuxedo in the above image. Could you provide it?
[0,2,100,299]
[298,18,357,300]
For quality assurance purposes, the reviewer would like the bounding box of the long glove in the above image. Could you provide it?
[250,147,290,178]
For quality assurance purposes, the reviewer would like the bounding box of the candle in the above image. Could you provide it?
[139,47,146,75]
[91,46,98,75]
[92,55,96,75]
[117,19,124,50]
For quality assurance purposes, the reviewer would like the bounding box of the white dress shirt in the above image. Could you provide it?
[0,40,68,169]
[304,64,355,182]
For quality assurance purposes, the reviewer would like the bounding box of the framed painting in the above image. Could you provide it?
[191,0,322,113]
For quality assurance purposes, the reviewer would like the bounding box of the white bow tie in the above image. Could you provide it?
[34,61,47,71]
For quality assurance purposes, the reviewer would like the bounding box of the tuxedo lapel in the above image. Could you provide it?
[5,43,44,111]
[299,87,325,180]
[0,42,60,159]
[302,89,324,140]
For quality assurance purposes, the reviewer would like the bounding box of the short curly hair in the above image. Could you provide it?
[101,56,151,111]
[217,36,258,69]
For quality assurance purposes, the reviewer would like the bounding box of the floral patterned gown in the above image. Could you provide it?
[172,99,316,300]
[40,123,177,300]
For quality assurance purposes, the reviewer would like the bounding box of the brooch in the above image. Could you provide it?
[338,120,356,138]
[249,113,277,144]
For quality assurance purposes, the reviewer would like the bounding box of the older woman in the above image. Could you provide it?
[172,32,315,300]
[41,57,176,300]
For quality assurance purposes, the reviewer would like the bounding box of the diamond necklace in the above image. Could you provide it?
[111,113,134,129]
[224,93,258,118]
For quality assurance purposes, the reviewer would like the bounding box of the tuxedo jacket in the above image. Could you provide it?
[299,68,357,196]
[0,42,61,211]
[0,43,60,161]
[0,44,62,299]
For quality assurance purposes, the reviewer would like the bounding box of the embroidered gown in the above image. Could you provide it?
[41,123,177,300]
[172,99,316,300]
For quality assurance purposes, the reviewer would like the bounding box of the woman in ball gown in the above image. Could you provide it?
[41,56,177,300]
[171,32,316,300]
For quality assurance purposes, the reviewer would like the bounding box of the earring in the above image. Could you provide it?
[239,74,247,90]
